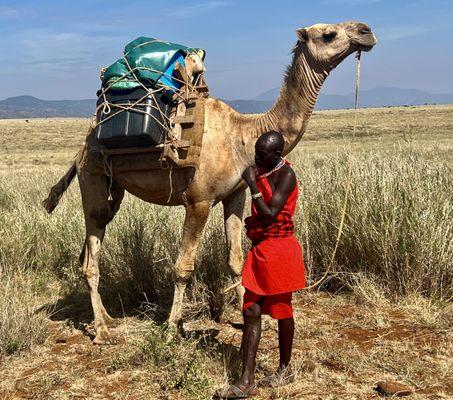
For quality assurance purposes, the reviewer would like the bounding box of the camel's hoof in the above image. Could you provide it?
[105,317,120,328]
[92,329,113,345]
[165,321,184,343]
[93,336,109,345]
[165,322,178,343]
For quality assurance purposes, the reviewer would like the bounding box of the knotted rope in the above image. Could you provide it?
[223,51,362,295]
[94,43,205,139]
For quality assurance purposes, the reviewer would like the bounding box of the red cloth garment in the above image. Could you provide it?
[241,162,306,296]
[243,289,293,320]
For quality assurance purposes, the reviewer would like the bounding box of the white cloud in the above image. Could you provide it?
[0,5,40,20]
[322,0,383,4]
[379,25,450,40]
[8,29,127,75]
[163,1,232,18]
[0,6,21,19]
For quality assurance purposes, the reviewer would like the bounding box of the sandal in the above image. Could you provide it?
[213,383,257,399]
[259,369,295,388]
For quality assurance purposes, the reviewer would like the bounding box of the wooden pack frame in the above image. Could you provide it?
[85,66,209,174]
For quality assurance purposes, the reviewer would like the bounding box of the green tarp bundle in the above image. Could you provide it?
[102,37,205,92]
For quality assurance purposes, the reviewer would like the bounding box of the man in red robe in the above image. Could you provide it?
[215,131,306,399]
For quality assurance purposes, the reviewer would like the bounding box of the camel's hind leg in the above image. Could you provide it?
[168,201,212,329]
[78,171,124,344]
[223,189,246,309]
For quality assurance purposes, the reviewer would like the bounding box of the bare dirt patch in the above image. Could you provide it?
[0,293,451,399]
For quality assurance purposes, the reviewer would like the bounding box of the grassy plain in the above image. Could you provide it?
[0,105,452,399]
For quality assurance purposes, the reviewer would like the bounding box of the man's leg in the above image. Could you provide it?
[278,317,295,370]
[238,302,262,386]
[260,292,295,388]
[215,299,262,398]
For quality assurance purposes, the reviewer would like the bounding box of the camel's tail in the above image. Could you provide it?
[43,162,77,214]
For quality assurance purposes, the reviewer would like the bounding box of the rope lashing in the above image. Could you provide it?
[94,51,204,141]
[223,51,362,295]
[167,162,174,204]
[100,149,114,202]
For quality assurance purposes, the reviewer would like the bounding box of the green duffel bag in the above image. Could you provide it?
[102,37,205,92]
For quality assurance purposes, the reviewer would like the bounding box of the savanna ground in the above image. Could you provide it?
[0,105,452,399]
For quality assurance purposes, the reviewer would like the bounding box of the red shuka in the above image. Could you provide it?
[241,165,306,296]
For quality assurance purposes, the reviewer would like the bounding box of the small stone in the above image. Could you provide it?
[300,360,316,372]
[375,381,412,397]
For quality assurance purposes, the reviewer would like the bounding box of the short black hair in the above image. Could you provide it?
[256,130,285,153]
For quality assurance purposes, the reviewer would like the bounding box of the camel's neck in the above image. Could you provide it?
[245,46,329,157]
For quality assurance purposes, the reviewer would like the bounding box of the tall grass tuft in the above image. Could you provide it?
[294,147,452,300]
[0,266,48,357]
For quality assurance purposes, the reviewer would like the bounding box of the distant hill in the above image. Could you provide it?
[224,99,275,114]
[242,86,453,113]
[1,87,452,118]
[0,96,95,119]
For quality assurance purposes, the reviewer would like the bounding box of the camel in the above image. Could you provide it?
[44,21,376,344]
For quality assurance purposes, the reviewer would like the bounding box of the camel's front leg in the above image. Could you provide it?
[223,189,246,309]
[168,201,212,329]
[78,171,124,344]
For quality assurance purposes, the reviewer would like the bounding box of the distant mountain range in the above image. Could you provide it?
[229,86,453,114]
[0,96,95,119]
[1,87,453,118]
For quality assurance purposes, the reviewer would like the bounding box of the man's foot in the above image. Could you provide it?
[213,383,257,399]
[259,367,294,388]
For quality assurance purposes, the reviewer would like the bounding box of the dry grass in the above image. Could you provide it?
[0,117,91,171]
[0,267,49,357]
[294,148,452,299]
[0,105,452,398]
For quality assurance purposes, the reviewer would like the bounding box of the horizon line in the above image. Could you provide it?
[2,85,453,102]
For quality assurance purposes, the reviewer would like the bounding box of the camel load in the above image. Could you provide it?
[91,37,209,170]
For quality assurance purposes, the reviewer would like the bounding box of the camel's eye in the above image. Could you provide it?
[323,31,337,42]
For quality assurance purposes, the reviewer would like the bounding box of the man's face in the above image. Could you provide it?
[254,141,280,170]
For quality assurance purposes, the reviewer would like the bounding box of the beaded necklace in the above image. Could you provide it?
[258,158,286,179]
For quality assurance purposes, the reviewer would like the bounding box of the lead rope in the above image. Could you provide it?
[303,51,361,290]
[223,51,362,295]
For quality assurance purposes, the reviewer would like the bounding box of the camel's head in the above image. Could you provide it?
[296,21,377,70]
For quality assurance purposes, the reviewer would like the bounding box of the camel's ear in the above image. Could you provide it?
[296,28,309,42]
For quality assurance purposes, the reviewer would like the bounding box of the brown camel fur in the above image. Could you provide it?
[44,21,377,343]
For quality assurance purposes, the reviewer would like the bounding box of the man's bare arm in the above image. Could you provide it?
[243,166,296,222]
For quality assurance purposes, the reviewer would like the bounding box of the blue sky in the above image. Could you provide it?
[1,0,452,100]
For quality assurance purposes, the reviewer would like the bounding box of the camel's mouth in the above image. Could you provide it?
[351,31,377,53]
[359,43,375,52]
[351,37,377,52]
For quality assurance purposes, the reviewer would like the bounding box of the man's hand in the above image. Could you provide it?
[242,166,258,187]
